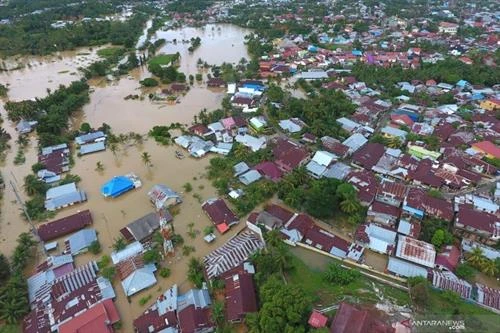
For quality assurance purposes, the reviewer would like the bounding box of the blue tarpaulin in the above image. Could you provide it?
[101,176,134,198]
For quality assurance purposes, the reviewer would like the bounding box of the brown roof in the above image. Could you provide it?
[378,181,407,201]
[58,299,120,333]
[178,305,213,333]
[38,210,93,242]
[116,255,145,280]
[456,205,498,234]
[202,199,238,233]
[405,188,454,221]
[264,204,294,224]
[352,143,385,170]
[273,138,309,172]
[224,273,258,322]
[370,201,401,218]
[330,302,395,333]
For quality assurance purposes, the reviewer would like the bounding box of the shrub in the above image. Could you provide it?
[159,267,171,278]
[183,182,193,192]
[140,77,159,87]
[89,240,102,255]
[323,263,360,285]
[139,294,152,306]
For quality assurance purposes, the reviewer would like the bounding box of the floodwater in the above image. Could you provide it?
[0,48,102,101]
[153,24,251,74]
[0,23,252,331]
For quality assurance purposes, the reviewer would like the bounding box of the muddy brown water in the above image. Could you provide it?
[0,23,252,330]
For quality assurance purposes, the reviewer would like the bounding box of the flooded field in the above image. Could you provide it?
[153,24,252,74]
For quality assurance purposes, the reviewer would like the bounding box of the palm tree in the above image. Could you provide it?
[112,237,127,251]
[23,174,47,196]
[211,301,225,326]
[340,197,361,214]
[480,259,498,277]
[466,247,485,268]
[386,136,402,149]
[141,151,152,168]
[95,161,104,172]
[264,229,284,250]
[109,143,119,157]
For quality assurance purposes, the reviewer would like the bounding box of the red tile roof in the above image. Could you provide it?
[273,138,309,172]
[58,299,120,333]
[330,302,395,333]
[309,310,328,328]
[370,201,401,218]
[347,170,380,204]
[287,213,315,237]
[378,181,407,202]
[37,210,93,242]
[224,273,258,322]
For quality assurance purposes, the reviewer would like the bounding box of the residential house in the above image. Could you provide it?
[116,254,157,297]
[387,256,428,278]
[432,271,472,299]
[407,145,441,160]
[306,150,337,178]
[279,118,306,133]
[381,126,407,142]
[148,184,182,210]
[223,270,258,323]
[64,229,97,255]
[435,245,461,272]
[461,239,500,261]
[272,138,310,173]
[120,212,165,243]
[475,284,500,311]
[58,299,120,333]
[24,262,115,333]
[454,205,500,245]
[308,310,328,329]
[403,188,454,221]
[352,143,385,170]
[321,136,349,158]
[133,284,214,333]
[189,124,213,137]
[329,302,395,333]
[235,134,267,152]
[367,202,401,227]
[203,230,264,279]
[16,120,38,134]
[355,223,397,255]
[37,210,93,242]
[376,179,407,207]
[79,141,106,155]
[346,170,380,205]
[480,98,500,111]
[202,198,239,234]
[75,131,106,145]
[323,162,352,180]
[45,182,87,211]
[254,161,282,182]
[238,170,262,185]
[471,141,500,159]
[395,235,436,268]
[38,144,70,175]
[342,133,368,154]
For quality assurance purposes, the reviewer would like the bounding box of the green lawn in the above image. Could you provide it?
[97,47,126,61]
[286,254,410,307]
[148,54,177,67]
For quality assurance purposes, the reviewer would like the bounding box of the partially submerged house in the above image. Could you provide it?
[101,174,141,198]
[45,182,87,211]
[202,198,239,234]
[37,210,93,242]
[120,212,169,243]
[148,184,182,210]
[64,229,97,255]
[116,254,157,297]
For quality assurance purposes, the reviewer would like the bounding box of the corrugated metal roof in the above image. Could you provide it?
[396,235,436,268]
[387,257,428,278]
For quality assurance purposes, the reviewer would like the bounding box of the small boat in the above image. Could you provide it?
[175,151,185,159]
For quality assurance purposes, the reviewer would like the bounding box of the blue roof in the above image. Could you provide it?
[456,80,469,87]
[101,176,135,198]
[392,109,419,121]
[352,50,363,56]
[242,83,264,91]
[66,229,97,254]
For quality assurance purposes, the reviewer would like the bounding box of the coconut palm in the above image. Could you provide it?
[386,136,402,149]
[109,143,119,156]
[466,247,485,268]
[95,161,104,172]
[141,151,152,168]
[112,237,127,251]
[480,259,498,277]
[23,174,47,196]
[340,197,361,214]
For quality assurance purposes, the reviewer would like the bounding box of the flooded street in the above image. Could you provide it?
[0,23,252,331]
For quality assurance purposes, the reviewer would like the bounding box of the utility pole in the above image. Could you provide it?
[10,179,47,256]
